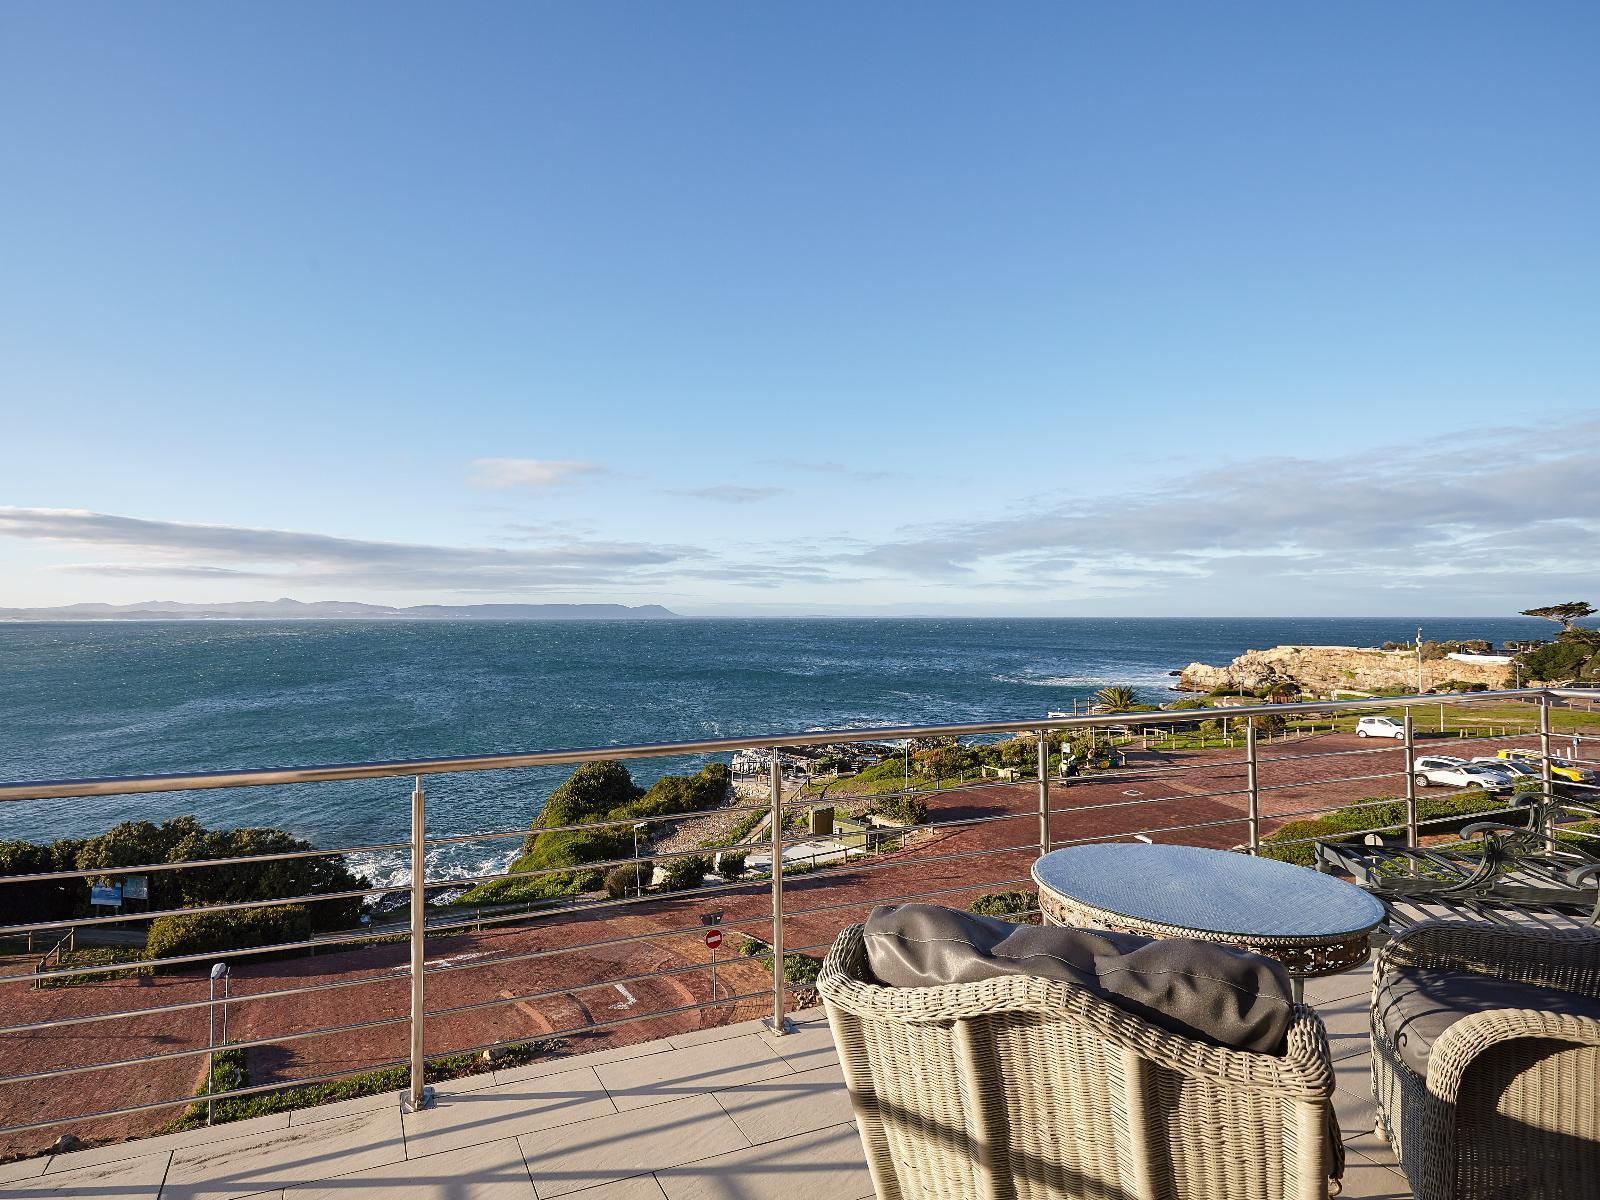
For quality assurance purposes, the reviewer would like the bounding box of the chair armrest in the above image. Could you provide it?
[1460,821,1520,840]
[1566,862,1600,889]
[1375,920,1600,1000]
[1425,1007,1600,1106]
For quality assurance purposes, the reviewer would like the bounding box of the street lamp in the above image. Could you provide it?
[633,823,649,895]
[208,962,231,1125]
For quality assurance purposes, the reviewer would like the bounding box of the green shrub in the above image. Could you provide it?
[1260,791,1511,866]
[603,862,652,899]
[146,904,312,968]
[876,794,929,825]
[661,854,710,892]
[717,850,747,879]
[967,891,1038,923]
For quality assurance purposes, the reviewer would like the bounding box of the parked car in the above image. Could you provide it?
[1469,757,1538,779]
[1494,748,1600,786]
[1356,716,1405,739]
[1413,756,1514,794]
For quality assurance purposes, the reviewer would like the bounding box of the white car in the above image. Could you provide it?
[1413,756,1513,794]
[1469,757,1538,780]
[1356,716,1405,739]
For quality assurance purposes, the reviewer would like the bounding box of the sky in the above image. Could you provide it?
[1,3,1596,616]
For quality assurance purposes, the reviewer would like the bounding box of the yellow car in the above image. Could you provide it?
[1495,748,1599,785]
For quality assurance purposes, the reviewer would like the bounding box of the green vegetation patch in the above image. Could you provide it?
[1260,791,1514,867]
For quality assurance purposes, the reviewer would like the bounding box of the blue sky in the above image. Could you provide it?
[2,3,1595,615]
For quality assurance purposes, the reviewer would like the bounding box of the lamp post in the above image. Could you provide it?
[208,962,231,1125]
[633,823,648,896]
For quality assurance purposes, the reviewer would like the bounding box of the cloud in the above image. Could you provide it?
[842,417,1600,598]
[668,486,788,503]
[762,458,904,482]
[47,563,277,578]
[0,507,699,591]
[468,458,608,489]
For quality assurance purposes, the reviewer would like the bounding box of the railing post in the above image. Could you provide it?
[1036,730,1051,858]
[408,776,432,1110]
[767,758,792,1034]
[1540,697,1556,853]
[1245,716,1260,854]
[1403,708,1418,848]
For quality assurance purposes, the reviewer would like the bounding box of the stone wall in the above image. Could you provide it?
[1177,644,1511,696]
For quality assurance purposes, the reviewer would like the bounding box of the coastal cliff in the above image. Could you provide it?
[1178,644,1512,695]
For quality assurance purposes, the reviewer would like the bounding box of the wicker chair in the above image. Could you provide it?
[1371,921,1600,1200]
[819,923,1341,1200]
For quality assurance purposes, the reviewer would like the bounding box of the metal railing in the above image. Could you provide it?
[1,687,1597,1148]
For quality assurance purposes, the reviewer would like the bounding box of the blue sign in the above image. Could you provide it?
[90,883,123,907]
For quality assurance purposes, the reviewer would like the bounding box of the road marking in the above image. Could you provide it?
[612,983,637,1010]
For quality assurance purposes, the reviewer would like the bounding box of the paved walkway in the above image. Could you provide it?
[0,969,1413,1200]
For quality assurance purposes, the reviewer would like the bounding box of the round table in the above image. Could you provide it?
[1031,844,1385,1000]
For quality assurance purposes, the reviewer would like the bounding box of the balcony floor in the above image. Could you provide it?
[0,967,1410,1200]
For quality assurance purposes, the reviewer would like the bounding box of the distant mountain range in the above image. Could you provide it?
[0,598,680,622]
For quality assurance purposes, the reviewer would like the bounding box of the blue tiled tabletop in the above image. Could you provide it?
[1032,843,1385,940]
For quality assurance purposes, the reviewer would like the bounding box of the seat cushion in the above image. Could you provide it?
[1376,966,1600,1077]
[863,903,1294,1054]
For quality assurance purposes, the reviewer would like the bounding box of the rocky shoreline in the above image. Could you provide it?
[1177,644,1512,696]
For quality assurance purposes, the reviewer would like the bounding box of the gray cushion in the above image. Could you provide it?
[863,903,1294,1054]
[1376,966,1600,1077]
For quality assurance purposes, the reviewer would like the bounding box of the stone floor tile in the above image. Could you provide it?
[656,1122,872,1200]
[287,1090,403,1127]
[287,1136,535,1200]
[517,1094,748,1199]
[6,1149,170,1198]
[495,1042,674,1088]
[754,1014,837,1073]
[594,1037,790,1113]
[162,1108,405,1200]
[1313,991,1372,1061]
[404,1066,615,1158]
[34,1115,294,1173]
[550,1174,668,1200]
[667,1020,769,1051]
[712,1064,853,1146]
[1302,966,1373,1007]
[0,1155,51,1184]
[1337,1150,1413,1199]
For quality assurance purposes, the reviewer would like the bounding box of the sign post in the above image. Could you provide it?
[705,927,723,1000]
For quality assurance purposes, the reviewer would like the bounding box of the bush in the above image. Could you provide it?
[660,854,710,892]
[603,861,652,899]
[876,794,929,825]
[1260,791,1511,866]
[967,891,1038,923]
[146,903,312,968]
[717,850,747,879]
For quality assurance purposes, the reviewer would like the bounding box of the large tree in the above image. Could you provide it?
[1520,602,1596,633]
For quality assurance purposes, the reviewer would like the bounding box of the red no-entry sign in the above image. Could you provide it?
[705,929,723,950]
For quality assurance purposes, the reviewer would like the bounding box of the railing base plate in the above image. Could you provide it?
[403,1085,435,1113]
[764,1016,796,1035]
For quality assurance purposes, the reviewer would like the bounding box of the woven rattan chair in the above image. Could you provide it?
[819,923,1341,1200]
[1371,921,1600,1200]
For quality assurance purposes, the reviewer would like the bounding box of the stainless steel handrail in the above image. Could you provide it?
[1,686,1589,1149]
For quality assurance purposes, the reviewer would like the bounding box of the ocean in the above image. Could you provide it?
[0,616,1550,885]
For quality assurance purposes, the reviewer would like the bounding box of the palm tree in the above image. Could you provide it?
[1092,685,1138,712]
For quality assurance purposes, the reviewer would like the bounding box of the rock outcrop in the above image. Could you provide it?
[1178,645,1511,696]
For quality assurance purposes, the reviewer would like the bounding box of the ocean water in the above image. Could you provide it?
[0,617,1548,884]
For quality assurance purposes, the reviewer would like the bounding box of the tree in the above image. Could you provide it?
[1521,602,1596,633]
[1262,682,1298,705]
[1092,686,1138,712]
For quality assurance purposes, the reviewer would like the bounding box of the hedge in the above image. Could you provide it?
[1260,791,1513,867]
[967,890,1039,923]
[146,903,312,968]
